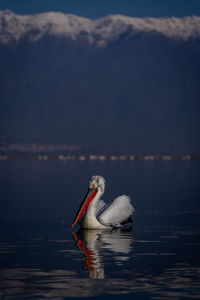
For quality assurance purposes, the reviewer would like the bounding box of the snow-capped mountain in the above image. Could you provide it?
[0,10,200,46]
[0,10,200,153]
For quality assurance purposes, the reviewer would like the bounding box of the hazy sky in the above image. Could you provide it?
[0,0,200,18]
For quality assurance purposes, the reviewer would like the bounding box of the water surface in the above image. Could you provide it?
[0,159,200,299]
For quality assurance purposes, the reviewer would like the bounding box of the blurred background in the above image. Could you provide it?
[0,0,200,157]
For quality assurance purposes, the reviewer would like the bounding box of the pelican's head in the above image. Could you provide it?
[89,175,105,194]
[72,175,105,228]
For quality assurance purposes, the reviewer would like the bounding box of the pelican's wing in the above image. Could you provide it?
[98,195,134,227]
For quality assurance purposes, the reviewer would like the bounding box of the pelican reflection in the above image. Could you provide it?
[72,228,133,279]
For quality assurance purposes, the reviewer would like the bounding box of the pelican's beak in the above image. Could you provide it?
[72,188,98,227]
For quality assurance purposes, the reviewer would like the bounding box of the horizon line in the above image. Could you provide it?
[1,9,198,20]
[0,154,199,161]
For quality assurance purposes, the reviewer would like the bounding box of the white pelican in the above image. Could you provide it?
[72,175,134,229]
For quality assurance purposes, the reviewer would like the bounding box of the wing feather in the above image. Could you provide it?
[98,195,134,227]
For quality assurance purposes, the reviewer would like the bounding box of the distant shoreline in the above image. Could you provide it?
[0,154,199,160]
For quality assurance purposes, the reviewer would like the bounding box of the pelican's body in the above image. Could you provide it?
[72,176,134,229]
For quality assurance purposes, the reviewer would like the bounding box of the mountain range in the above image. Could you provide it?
[0,10,200,154]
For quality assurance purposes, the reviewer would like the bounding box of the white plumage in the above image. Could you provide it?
[72,175,134,229]
[98,195,133,227]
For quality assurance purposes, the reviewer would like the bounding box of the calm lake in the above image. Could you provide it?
[0,159,200,299]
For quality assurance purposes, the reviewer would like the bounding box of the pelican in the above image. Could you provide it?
[72,175,134,229]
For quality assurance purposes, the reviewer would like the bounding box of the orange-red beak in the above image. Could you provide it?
[72,188,98,227]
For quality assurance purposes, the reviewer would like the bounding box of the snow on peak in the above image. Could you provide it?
[0,10,92,43]
[0,10,200,46]
[92,14,200,44]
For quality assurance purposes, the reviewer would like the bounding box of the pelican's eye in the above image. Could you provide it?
[91,184,95,188]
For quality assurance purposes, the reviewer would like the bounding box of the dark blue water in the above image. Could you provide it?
[0,159,200,299]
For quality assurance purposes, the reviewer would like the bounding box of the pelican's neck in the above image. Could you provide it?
[82,189,106,229]
[87,189,102,215]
